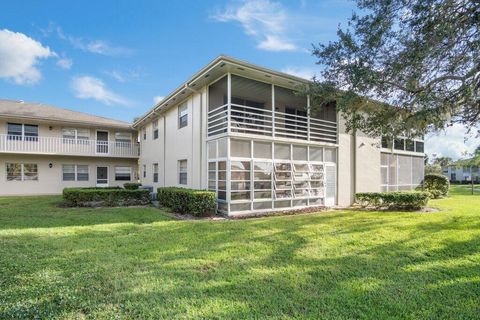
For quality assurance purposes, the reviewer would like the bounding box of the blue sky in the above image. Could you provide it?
[0,0,477,159]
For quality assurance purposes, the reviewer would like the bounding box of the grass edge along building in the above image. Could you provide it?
[133,55,425,216]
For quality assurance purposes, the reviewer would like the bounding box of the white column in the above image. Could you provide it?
[227,73,232,135]
[307,94,311,142]
[271,84,275,138]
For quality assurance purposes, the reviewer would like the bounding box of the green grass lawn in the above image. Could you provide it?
[0,187,479,319]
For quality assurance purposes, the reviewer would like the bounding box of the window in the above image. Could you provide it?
[62,165,75,181]
[115,132,132,147]
[8,123,38,141]
[415,141,424,153]
[143,164,147,178]
[324,148,336,162]
[24,125,39,141]
[115,166,131,181]
[6,163,38,181]
[254,141,272,159]
[380,153,424,191]
[394,138,405,151]
[178,103,188,128]
[142,127,147,140]
[274,144,290,160]
[310,147,323,162]
[153,163,159,183]
[62,128,89,143]
[405,139,415,152]
[231,139,251,158]
[381,137,391,149]
[62,165,89,181]
[231,161,251,200]
[178,160,187,185]
[153,120,159,139]
[77,165,89,181]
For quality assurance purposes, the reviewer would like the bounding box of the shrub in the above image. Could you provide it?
[356,191,430,210]
[422,174,449,199]
[63,187,150,207]
[124,182,142,190]
[157,187,216,216]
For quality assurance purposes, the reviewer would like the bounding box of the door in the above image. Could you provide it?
[324,164,336,206]
[96,131,109,154]
[96,166,108,186]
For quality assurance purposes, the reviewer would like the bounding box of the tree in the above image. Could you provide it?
[306,0,480,139]
[433,156,453,167]
[425,163,442,175]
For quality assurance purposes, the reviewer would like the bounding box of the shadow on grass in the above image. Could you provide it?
[1,205,479,319]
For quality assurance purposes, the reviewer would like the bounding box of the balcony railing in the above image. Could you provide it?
[208,104,337,144]
[0,134,139,158]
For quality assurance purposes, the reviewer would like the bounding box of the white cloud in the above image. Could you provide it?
[425,124,480,160]
[153,96,165,104]
[56,57,73,70]
[281,66,318,80]
[106,70,126,82]
[71,76,130,106]
[0,29,55,84]
[44,23,132,56]
[76,40,132,56]
[213,0,297,51]
[104,69,141,83]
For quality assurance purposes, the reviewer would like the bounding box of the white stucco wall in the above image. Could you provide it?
[138,87,208,191]
[0,154,137,195]
[336,115,382,206]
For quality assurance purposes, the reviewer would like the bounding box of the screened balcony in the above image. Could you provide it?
[207,74,337,144]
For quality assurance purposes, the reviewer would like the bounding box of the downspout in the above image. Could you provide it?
[352,128,357,202]
[163,115,166,187]
[185,84,203,189]
[199,91,203,189]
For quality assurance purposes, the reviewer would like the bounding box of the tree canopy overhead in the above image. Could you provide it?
[307,0,479,138]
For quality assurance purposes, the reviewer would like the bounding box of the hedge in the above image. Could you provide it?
[124,182,142,190]
[157,187,216,216]
[422,174,449,198]
[356,191,430,210]
[63,187,150,207]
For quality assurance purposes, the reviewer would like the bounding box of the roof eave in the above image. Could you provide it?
[132,55,311,128]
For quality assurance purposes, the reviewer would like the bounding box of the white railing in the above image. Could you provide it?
[0,134,139,158]
[207,104,337,144]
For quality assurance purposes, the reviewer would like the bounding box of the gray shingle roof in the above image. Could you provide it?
[0,99,133,130]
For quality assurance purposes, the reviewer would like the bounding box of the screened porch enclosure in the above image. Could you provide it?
[207,137,337,215]
[207,74,337,144]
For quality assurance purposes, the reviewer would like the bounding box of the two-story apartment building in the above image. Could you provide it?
[134,56,425,216]
[443,165,479,183]
[0,99,139,195]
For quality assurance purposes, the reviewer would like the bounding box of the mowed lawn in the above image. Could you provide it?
[0,187,479,319]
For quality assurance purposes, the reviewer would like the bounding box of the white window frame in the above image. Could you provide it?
[115,166,132,181]
[152,120,159,140]
[6,163,38,181]
[115,132,132,142]
[7,123,39,141]
[62,128,90,142]
[178,103,188,129]
[153,163,159,183]
[178,160,187,185]
[62,164,89,182]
